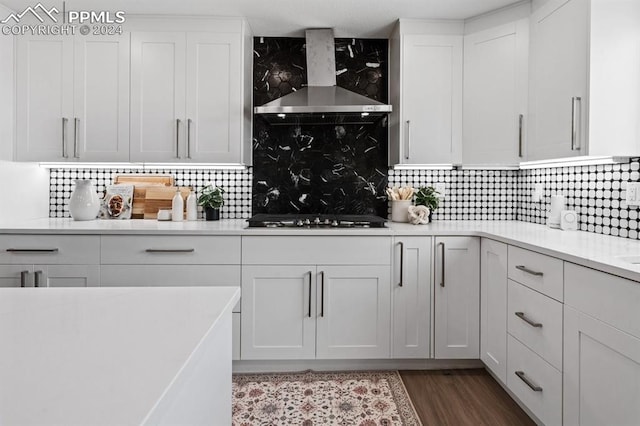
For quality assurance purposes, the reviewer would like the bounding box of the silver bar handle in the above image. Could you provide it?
[7,248,59,253]
[518,114,524,158]
[571,97,581,151]
[405,120,411,160]
[439,242,445,287]
[34,270,43,288]
[398,241,404,287]
[515,371,543,392]
[515,311,543,328]
[307,271,312,318]
[62,118,69,158]
[145,249,195,253]
[320,271,325,317]
[187,118,192,159]
[73,118,80,158]
[20,271,29,288]
[515,265,544,277]
[176,119,182,159]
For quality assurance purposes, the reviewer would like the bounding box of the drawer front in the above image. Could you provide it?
[508,245,563,301]
[507,335,562,426]
[0,235,99,265]
[242,236,391,265]
[100,264,241,312]
[565,262,640,339]
[101,236,240,265]
[508,279,563,370]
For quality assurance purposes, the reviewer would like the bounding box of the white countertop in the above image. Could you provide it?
[0,286,240,425]
[1,218,640,281]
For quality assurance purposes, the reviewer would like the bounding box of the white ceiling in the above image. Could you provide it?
[0,0,522,37]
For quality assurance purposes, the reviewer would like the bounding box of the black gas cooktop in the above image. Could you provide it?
[247,214,387,228]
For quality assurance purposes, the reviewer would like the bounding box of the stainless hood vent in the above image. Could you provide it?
[254,29,392,123]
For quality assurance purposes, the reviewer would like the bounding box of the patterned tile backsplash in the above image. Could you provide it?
[49,168,253,220]
[48,157,640,240]
[517,158,640,238]
[388,169,519,220]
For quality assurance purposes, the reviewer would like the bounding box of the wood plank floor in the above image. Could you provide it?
[400,369,535,426]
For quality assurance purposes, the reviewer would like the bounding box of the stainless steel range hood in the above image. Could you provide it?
[254,29,392,124]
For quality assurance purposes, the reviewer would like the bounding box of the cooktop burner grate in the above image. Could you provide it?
[247,214,387,228]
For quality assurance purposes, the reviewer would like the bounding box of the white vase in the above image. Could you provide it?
[391,200,412,223]
[69,180,100,221]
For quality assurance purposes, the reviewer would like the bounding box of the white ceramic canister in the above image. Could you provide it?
[69,179,100,221]
[186,190,198,221]
[391,200,412,223]
[172,188,184,222]
[548,194,566,229]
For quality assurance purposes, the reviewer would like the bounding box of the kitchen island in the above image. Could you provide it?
[0,286,240,425]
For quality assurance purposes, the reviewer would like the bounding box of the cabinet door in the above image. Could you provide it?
[185,33,242,163]
[0,266,33,287]
[480,239,508,383]
[392,237,431,358]
[434,236,480,359]
[564,306,640,426]
[463,20,528,166]
[401,34,462,165]
[241,265,316,360]
[130,32,186,162]
[16,36,74,161]
[316,265,391,359]
[74,34,130,162]
[35,265,99,287]
[528,0,588,160]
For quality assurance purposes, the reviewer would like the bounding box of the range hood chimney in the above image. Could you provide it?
[254,29,392,125]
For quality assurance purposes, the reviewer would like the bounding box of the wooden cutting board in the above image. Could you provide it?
[144,187,191,219]
[114,175,174,219]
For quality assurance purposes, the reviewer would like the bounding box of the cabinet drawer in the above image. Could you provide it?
[101,236,240,265]
[565,262,640,339]
[0,235,99,265]
[242,236,391,265]
[507,335,562,426]
[508,245,563,301]
[508,280,563,370]
[100,265,240,312]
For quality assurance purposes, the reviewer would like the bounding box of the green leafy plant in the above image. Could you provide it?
[414,186,440,211]
[197,185,225,209]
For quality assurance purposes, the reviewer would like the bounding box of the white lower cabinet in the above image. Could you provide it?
[0,265,33,287]
[507,334,562,426]
[480,238,508,383]
[434,236,480,359]
[316,265,391,359]
[241,265,390,360]
[392,237,431,358]
[241,265,316,360]
[564,263,640,426]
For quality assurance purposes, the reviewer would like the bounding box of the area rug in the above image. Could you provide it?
[232,370,422,425]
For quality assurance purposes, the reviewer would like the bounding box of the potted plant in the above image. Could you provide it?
[197,185,224,221]
[414,186,440,221]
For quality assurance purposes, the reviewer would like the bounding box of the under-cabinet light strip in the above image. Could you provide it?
[519,156,630,169]
[39,162,247,170]
[393,164,454,170]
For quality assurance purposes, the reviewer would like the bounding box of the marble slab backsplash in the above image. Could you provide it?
[48,168,253,220]
[252,37,389,216]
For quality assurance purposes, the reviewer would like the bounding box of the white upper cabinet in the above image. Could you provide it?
[463,18,529,166]
[130,32,186,163]
[528,0,640,160]
[16,34,130,162]
[390,21,463,166]
[130,19,252,164]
